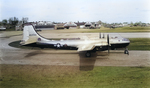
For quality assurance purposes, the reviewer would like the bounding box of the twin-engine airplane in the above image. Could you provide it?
[20,24,130,57]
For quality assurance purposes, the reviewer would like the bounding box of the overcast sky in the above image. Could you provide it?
[1,0,150,23]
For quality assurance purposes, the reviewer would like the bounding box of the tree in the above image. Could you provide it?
[98,20,102,24]
[13,17,19,26]
[123,22,128,24]
[2,19,7,26]
[130,22,134,27]
[134,22,140,26]
[8,17,19,26]
[22,17,28,24]
[8,18,13,24]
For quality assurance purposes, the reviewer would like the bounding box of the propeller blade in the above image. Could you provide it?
[103,33,104,38]
[107,34,110,54]
[100,33,101,39]
[107,34,109,45]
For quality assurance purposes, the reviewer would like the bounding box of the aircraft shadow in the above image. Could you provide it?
[79,52,97,71]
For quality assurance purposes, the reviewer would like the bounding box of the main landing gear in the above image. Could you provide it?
[85,51,91,57]
[85,48,129,57]
[124,48,129,55]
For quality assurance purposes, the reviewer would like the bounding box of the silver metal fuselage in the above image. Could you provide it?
[37,37,130,48]
[21,25,130,52]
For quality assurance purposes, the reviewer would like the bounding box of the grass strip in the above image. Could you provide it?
[0,65,150,88]
[128,38,150,50]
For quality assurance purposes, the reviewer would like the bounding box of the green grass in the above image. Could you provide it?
[0,65,150,88]
[89,27,150,33]
[110,26,150,32]
[5,28,15,31]
[128,38,150,50]
[64,26,150,33]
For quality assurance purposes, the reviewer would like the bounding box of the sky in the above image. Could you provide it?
[1,0,150,23]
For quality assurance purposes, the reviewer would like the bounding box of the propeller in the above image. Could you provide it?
[103,33,105,38]
[107,34,110,54]
[99,33,105,39]
[99,33,101,39]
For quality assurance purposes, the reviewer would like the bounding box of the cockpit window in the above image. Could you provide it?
[111,36,118,39]
[109,33,123,39]
[122,38,129,41]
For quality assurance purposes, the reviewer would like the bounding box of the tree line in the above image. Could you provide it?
[0,17,28,29]
[1,17,149,30]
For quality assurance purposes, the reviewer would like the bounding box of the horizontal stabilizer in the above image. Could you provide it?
[20,36,38,45]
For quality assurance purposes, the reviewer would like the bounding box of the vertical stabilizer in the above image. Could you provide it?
[20,25,39,45]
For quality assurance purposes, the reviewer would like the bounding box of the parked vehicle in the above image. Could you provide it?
[0,26,6,31]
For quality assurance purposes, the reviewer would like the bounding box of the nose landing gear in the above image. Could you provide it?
[124,48,129,55]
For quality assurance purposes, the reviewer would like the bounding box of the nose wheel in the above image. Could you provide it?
[124,48,129,55]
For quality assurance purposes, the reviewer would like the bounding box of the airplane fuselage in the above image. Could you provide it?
[36,37,130,51]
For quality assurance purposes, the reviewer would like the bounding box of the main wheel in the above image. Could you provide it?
[85,52,91,57]
[124,50,129,55]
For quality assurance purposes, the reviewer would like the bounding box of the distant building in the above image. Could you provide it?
[75,22,86,29]
[84,22,101,29]
[93,22,101,29]
[64,22,77,29]
[35,21,55,29]
[85,22,92,28]
[75,21,101,29]
[54,23,65,29]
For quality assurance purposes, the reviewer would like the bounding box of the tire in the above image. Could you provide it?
[85,52,91,57]
[124,50,129,55]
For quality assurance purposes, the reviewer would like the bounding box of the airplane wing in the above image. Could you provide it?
[77,44,95,52]
[77,42,108,52]
[81,36,89,40]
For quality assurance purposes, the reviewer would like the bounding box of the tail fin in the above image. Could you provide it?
[20,24,40,45]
